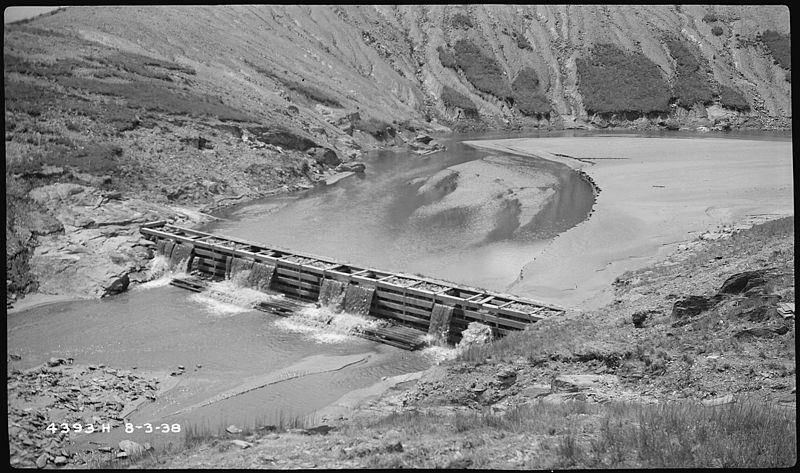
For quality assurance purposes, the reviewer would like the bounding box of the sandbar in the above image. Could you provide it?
[465,136,793,310]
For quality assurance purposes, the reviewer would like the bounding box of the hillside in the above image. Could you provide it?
[4,5,792,301]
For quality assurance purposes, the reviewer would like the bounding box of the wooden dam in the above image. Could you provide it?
[140,221,565,350]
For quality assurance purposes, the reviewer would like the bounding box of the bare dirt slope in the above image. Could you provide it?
[31,5,791,129]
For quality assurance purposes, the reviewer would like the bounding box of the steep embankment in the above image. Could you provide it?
[5,5,791,303]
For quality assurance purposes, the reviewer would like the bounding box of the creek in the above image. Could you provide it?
[5,129,628,451]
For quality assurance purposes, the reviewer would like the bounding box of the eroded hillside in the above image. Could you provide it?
[4,5,792,300]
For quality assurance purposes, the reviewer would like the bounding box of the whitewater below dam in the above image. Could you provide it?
[7,130,791,449]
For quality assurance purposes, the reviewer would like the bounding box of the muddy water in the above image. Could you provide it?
[7,130,595,451]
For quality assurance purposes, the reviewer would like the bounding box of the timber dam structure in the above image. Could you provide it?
[141,221,565,350]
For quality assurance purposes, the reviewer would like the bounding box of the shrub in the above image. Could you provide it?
[711,25,724,36]
[438,46,457,69]
[514,31,532,50]
[665,39,714,107]
[57,77,254,122]
[453,40,512,100]
[440,85,478,117]
[702,13,718,23]
[511,68,550,116]
[576,43,671,114]
[718,85,750,111]
[760,30,791,70]
[451,12,473,29]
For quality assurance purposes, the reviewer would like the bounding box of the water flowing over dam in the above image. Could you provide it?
[142,220,565,349]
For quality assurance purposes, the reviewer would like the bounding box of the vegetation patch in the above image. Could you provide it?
[437,46,457,69]
[57,77,254,122]
[93,52,196,80]
[440,85,478,117]
[244,59,342,107]
[513,30,532,50]
[665,38,714,107]
[711,25,724,36]
[453,40,512,100]
[511,67,550,117]
[718,85,750,111]
[702,13,719,23]
[4,54,89,77]
[576,43,671,114]
[450,12,473,29]
[759,30,791,70]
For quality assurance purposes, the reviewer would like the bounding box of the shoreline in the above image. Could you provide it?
[465,136,794,310]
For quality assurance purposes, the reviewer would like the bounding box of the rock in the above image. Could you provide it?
[118,439,145,457]
[36,453,49,468]
[735,326,789,339]
[520,384,551,399]
[47,357,66,367]
[552,374,618,392]
[334,162,366,173]
[308,147,342,167]
[672,295,722,318]
[53,456,67,465]
[225,425,242,434]
[116,452,128,459]
[414,133,434,144]
[456,322,494,348]
[631,311,648,328]
[230,439,252,449]
[719,270,768,294]
[702,394,734,406]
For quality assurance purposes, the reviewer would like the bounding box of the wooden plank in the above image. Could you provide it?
[274,267,322,283]
[375,299,432,318]
[272,276,320,291]
[371,307,430,327]
[374,290,434,309]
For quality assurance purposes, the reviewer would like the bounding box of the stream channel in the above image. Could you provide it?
[7,130,598,451]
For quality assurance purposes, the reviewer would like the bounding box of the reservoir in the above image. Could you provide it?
[9,130,789,449]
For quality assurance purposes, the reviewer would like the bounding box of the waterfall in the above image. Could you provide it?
[228,257,254,286]
[428,304,454,345]
[169,243,194,272]
[318,279,346,312]
[245,261,276,292]
[343,285,375,316]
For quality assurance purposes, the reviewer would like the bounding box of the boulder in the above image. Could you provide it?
[334,162,366,173]
[118,440,145,457]
[552,374,618,392]
[719,270,768,294]
[672,295,722,318]
[308,147,342,167]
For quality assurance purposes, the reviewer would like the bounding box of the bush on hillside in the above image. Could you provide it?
[711,26,724,36]
[718,85,750,111]
[451,12,473,29]
[702,13,718,23]
[665,39,714,107]
[760,30,791,70]
[57,77,254,122]
[440,85,478,117]
[514,31,532,50]
[511,68,550,116]
[438,46,457,69]
[453,40,512,100]
[576,43,671,114]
